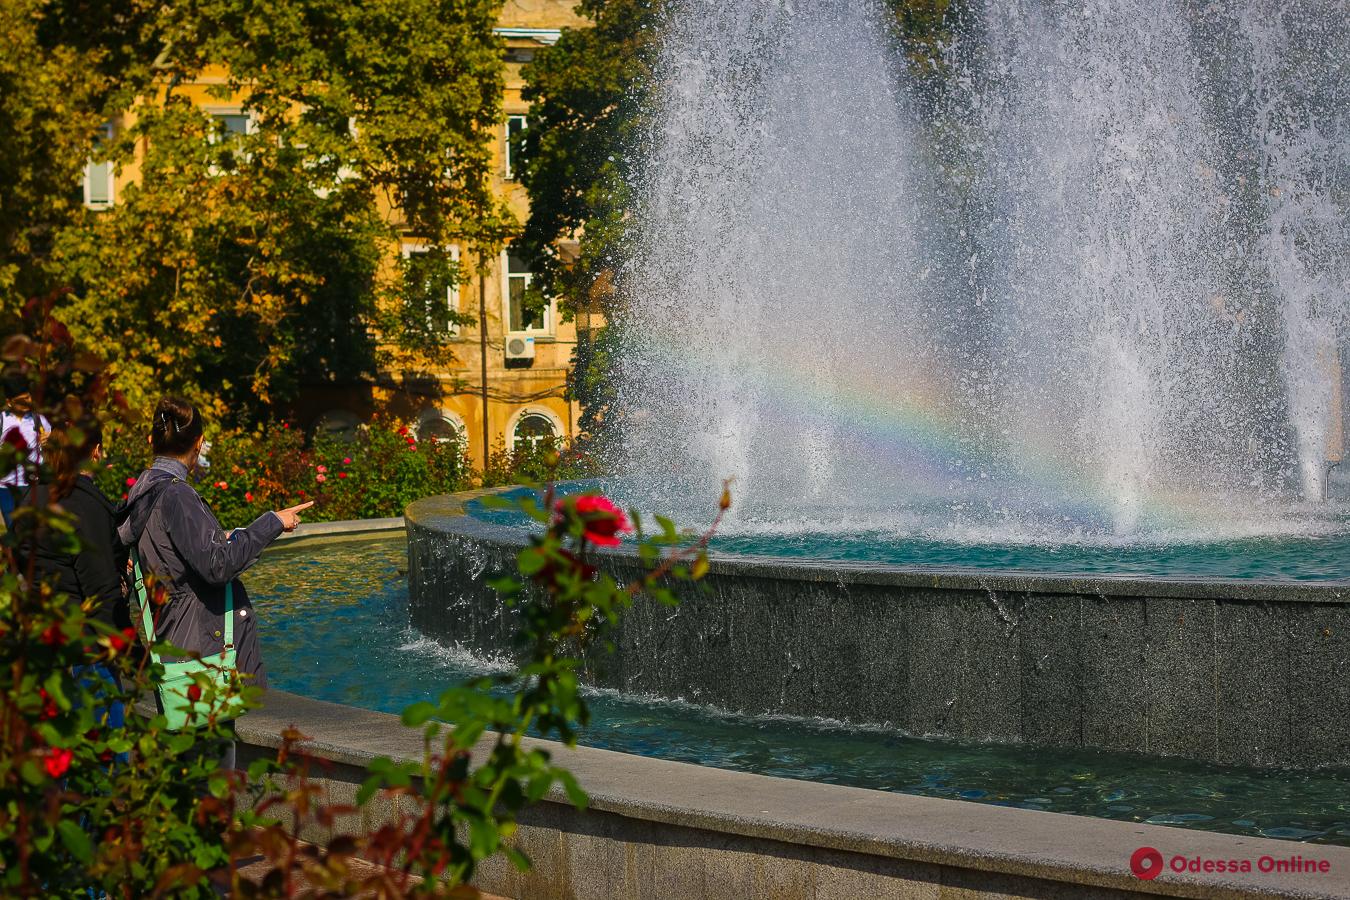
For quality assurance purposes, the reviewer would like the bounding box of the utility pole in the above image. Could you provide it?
[478,254,491,468]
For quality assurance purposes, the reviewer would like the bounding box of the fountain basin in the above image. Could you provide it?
[407,489,1350,770]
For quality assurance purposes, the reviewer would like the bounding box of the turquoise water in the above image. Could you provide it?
[252,536,1350,846]
[467,484,1350,582]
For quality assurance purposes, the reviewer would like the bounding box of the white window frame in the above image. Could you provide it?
[504,114,527,180]
[401,240,462,337]
[501,249,553,337]
[507,406,564,453]
[83,122,116,209]
[206,108,257,175]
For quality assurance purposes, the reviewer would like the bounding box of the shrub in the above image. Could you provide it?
[4,302,728,895]
[95,417,474,525]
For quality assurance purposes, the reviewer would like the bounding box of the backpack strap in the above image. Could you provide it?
[129,475,235,656]
[132,547,234,656]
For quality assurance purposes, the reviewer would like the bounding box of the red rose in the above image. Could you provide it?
[125,476,137,487]
[245,491,254,502]
[40,623,64,647]
[338,472,347,479]
[397,426,409,437]
[107,626,135,653]
[44,747,73,778]
[342,457,352,465]
[558,495,632,547]
[186,683,202,703]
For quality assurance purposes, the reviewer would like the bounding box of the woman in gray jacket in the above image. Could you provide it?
[118,397,310,757]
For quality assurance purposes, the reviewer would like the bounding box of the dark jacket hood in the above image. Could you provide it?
[116,462,184,551]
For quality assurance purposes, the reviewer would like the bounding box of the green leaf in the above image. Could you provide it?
[517,548,546,575]
[468,816,499,858]
[556,769,589,811]
[58,819,93,864]
[356,775,383,806]
[401,701,438,727]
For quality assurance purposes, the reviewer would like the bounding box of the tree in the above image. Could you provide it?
[3,0,514,425]
[515,0,662,452]
[0,0,159,306]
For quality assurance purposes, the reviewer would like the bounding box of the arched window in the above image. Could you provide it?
[313,409,361,443]
[511,412,560,453]
[416,410,466,447]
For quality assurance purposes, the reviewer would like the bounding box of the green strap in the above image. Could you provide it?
[131,547,235,656]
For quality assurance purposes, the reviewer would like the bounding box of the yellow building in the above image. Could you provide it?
[367,0,591,469]
[81,0,589,470]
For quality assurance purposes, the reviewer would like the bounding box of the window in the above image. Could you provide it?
[511,412,559,453]
[313,409,362,443]
[207,111,255,174]
[402,242,462,336]
[83,122,115,209]
[416,410,465,446]
[503,251,550,335]
[213,113,252,139]
[505,115,527,180]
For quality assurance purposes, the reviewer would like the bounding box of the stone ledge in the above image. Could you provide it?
[237,690,1350,899]
[275,517,406,546]
[405,496,1350,603]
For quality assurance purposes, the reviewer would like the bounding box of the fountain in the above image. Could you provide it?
[408,0,1349,768]
[615,0,1349,534]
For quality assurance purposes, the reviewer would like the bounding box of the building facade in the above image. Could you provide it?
[83,0,589,469]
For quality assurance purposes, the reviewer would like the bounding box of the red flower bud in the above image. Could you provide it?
[107,626,135,653]
[40,623,64,647]
[44,747,73,778]
[186,683,202,703]
[125,476,137,487]
[338,471,347,479]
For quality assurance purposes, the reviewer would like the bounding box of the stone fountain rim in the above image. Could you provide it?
[405,489,1350,603]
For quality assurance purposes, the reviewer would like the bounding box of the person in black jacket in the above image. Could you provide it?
[27,419,128,635]
[25,418,131,739]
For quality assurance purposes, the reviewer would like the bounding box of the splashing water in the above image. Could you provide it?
[613,0,1349,544]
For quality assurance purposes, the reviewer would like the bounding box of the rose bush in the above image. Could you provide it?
[94,417,474,525]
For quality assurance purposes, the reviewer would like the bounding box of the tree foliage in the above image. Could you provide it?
[2,0,514,425]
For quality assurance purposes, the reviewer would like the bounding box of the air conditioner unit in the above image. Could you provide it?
[505,334,535,362]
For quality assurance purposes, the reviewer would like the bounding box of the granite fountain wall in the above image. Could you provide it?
[407,493,1350,770]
